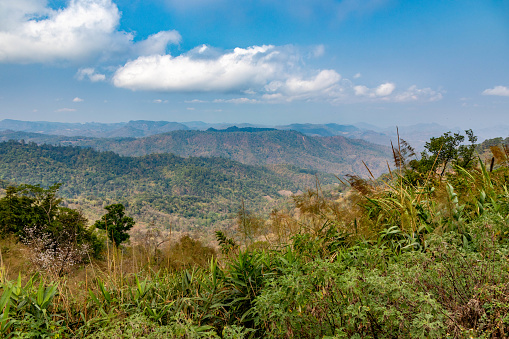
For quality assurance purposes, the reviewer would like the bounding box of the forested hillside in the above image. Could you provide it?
[0,129,391,178]
[0,141,333,230]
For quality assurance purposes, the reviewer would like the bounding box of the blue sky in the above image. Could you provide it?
[0,0,508,128]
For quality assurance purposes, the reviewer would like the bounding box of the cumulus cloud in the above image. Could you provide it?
[112,42,442,105]
[0,0,131,63]
[112,44,345,103]
[0,0,181,64]
[354,82,394,98]
[76,68,106,82]
[113,45,282,92]
[482,86,509,96]
[72,97,84,102]
[263,70,342,102]
[375,83,395,96]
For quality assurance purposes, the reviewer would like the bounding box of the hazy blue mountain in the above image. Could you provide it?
[5,119,497,152]
[0,119,189,138]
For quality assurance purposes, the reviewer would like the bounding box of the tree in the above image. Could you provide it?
[407,129,478,181]
[94,203,135,247]
[0,184,61,236]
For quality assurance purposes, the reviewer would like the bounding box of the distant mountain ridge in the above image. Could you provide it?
[0,119,189,138]
[2,119,500,151]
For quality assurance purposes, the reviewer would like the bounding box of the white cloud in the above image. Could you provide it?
[262,70,342,102]
[112,41,442,105]
[0,0,181,64]
[392,85,443,102]
[482,86,509,96]
[353,73,362,79]
[354,85,369,96]
[113,44,346,104]
[375,82,395,96]
[352,83,441,102]
[72,97,84,102]
[56,108,76,112]
[113,45,282,92]
[0,0,131,63]
[354,82,394,98]
[152,99,168,103]
[285,70,341,95]
[76,68,106,82]
[134,30,182,56]
[213,98,259,104]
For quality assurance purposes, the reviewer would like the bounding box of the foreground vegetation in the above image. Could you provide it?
[1,132,509,338]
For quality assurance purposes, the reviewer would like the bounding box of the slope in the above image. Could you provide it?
[0,141,330,230]
[41,129,391,177]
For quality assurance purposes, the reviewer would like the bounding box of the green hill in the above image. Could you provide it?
[1,129,390,177]
[0,141,332,230]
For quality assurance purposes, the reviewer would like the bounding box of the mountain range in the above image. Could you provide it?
[0,128,391,178]
[1,119,504,151]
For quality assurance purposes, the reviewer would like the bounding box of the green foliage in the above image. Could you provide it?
[94,204,135,247]
[0,183,102,261]
[407,129,478,181]
[215,231,238,255]
[0,140,335,229]
[0,274,62,338]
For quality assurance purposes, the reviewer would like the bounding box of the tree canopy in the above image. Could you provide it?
[94,203,135,247]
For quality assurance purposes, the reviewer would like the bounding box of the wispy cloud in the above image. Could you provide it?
[55,108,76,112]
[354,83,395,98]
[482,86,509,97]
[76,68,106,82]
[213,98,259,104]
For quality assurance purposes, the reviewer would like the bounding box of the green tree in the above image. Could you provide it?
[407,129,478,181]
[0,184,61,236]
[94,203,135,247]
